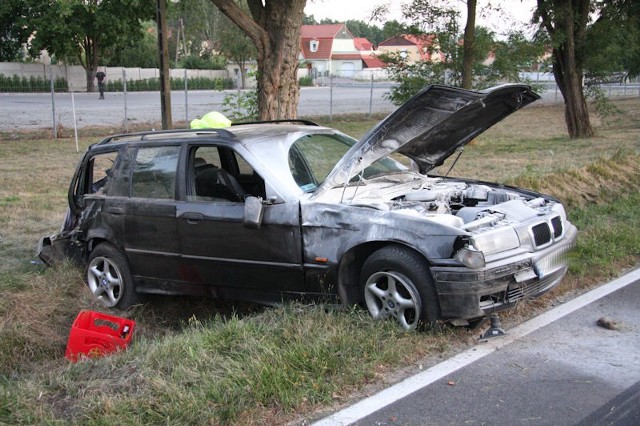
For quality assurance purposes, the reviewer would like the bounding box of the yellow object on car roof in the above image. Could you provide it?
[190,111,232,129]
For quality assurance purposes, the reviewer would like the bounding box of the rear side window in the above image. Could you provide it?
[84,151,117,195]
[131,146,180,199]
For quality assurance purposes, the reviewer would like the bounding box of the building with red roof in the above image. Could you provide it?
[378,34,443,64]
[299,24,384,80]
[353,37,374,51]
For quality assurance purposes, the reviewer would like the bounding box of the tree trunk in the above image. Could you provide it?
[86,71,95,93]
[537,0,594,138]
[257,26,301,119]
[461,0,476,89]
[211,0,306,120]
[239,61,247,89]
[83,37,99,93]
[552,48,593,138]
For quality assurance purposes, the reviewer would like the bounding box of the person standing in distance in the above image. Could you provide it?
[95,68,106,99]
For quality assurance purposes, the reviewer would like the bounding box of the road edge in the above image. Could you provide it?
[312,267,640,426]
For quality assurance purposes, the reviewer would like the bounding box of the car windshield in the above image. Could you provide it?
[288,133,407,193]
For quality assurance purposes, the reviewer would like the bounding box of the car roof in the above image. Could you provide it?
[89,121,344,167]
[91,120,325,148]
[86,122,346,201]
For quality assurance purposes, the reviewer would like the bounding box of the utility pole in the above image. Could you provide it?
[156,0,172,129]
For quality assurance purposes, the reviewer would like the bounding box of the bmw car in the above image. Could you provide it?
[38,84,577,330]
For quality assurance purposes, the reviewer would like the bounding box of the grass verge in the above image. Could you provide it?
[1,305,456,424]
[0,98,639,424]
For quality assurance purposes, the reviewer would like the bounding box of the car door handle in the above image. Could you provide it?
[182,212,204,223]
[106,207,124,215]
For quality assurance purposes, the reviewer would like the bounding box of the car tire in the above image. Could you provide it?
[361,245,439,330]
[87,243,138,309]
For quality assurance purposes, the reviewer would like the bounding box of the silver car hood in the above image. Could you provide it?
[314,84,540,198]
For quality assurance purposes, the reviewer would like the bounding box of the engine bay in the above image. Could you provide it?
[382,176,557,231]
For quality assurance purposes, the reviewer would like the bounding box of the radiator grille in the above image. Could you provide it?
[551,216,563,238]
[531,222,552,247]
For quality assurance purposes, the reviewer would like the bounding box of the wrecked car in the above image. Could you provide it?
[38,84,577,330]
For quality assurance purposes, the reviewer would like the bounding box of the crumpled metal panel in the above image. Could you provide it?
[300,200,461,265]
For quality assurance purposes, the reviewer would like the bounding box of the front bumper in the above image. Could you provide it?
[431,223,577,320]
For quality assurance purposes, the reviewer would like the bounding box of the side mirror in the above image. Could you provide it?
[243,196,264,229]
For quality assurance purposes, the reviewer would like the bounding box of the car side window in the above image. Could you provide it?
[189,146,265,202]
[88,152,117,194]
[131,146,180,199]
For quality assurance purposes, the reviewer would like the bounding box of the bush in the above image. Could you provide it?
[107,79,123,92]
[298,76,313,87]
[0,73,68,93]
[173,76,233,91]
[0,72,232,93]
[54,77,68,91]
[104,76,233,92]
[222,90,259,122]
[178,55,227,70]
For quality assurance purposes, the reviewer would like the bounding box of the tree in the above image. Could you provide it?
[381,27,543,105]
[320,19,386,46]
[490,31,545,82]
[403,1,470,87]
[216,5,257,89]
[0,0,32,61]
[534,0,594,138]
[27,0,155,92]
[528,1,640,138]
[209,0,306,120]
[103,21,158,68]
[170,0,225,60]
[382,0,545,105]
[303,14,317,25]
[461,0,477,88]
[382,20,412,40]
[584,0,640,80]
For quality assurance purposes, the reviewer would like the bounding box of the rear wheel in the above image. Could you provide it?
[361,246,439,330]
[87,243,138,309]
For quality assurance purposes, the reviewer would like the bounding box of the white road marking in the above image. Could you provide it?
[312,267,640,426]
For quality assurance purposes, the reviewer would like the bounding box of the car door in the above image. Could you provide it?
[176,144,304,302]
[116,144,183,289]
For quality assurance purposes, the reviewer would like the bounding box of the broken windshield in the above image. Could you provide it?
[288,133,407,193]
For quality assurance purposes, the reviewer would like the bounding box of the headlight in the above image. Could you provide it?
[470,226,520,255]
[454,247,486,269]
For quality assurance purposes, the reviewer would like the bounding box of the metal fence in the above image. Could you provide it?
[1,74,638,139]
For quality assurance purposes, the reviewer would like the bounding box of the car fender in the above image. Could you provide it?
[301,201,463,265]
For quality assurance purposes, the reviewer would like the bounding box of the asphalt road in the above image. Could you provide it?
[311,268,640,426]
[2,84,637,133]
[0,87,397,132]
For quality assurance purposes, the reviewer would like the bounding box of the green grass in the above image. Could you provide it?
[1,305,451,424]
[0,98,639,424]
[569,191,640,277]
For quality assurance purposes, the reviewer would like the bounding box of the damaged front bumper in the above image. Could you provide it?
[431,223,578,320]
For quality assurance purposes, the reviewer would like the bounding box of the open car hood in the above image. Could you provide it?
[314,84,540,197]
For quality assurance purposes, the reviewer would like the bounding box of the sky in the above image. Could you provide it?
[304,0,538,35]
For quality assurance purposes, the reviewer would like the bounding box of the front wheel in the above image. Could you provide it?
[87,243,138,309]
[361,246,439,330]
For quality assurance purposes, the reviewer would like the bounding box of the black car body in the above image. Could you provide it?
[38,84,577,329]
